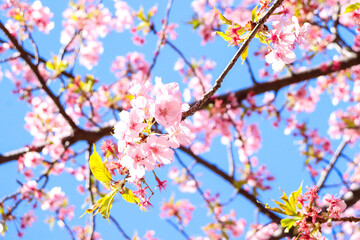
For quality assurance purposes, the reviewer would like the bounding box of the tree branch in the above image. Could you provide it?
[195,51,360,110]
[316,140,348,190]
[0,124,113,165]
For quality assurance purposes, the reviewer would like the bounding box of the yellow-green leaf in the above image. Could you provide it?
[0,222,7,236]
[251,5,258,22]
[281,218,297,233]
[79,205,98,218]
[264,203,286,215]
[137,7,146,22]
[214,8,232,25]
[122,187,140,204]
[46,61,55,70]
[96,189,117,220]
[280,189,297,216]
[89,144,112,184]
[241,45,249,64]
[216,31,231,41]
[81,189,118,220]
[343,3,360,14]
[187,18,201,30]
[289,182,302,207]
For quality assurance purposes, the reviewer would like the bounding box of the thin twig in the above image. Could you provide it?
[109,215,131,240]
[226,142,235,177]
[147,0,175,79]
[245,58,258,84]
[316,140,348,190]
[56,214,76,240]
[0,53,20,63]
[166,219,191,240]
[85,142,95,240]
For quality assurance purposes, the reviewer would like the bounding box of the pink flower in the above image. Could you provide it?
[324,194,347,219]
[155,175,167,192]
[100,140,117,155]
[21,151,43,168]
[20,211,37,229]
[79,40,104,70]
[58,205,75,220]
[121,146,147,181]
[265,47,296,72]
[112,0,133,32]
[160,197,195,226]
[41,187,67,212]
[143,134,174,165]
[132,34,145,45]
[152,97,182,128]
[113,110,147,150]
[20,180,41,200]
[166,121,195,148]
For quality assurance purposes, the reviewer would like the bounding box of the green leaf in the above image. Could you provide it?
[58,60,68,73]
[281,218,297,233]
[79,205,98,218]
[264,203,286,215]
[342,118,357,128]
[46,61,55,70]
[216,31,231,41]
[214,8,232,25]
[251,5,258,22]
[122,187,140,204]
[137,7,146,22]
[241,45,249,64]
[256,32,270,44]
[343,3,360,14]
[187,18,201,30]
[280,189,297,216]
[289,182,302,207]
[81,189,118,220]
[96,189,118,220]
[0,222,7,236]
[89,144,112,184]
[233,180,247,189]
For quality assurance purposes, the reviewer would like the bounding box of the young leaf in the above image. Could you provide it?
[89,144,112,184]
[187,17,201,29]
[122,187,140,204]
[251,5,258,22]
[79,204,98,218]
[214,8,232,25]
[241,45,249,64]
[281,218,297,233]
[280,189,297,216]
[137,7,146,22]
[343,3,360,14]
[264,202,287,215]
[96,189,118,220]
[0,222,7,236]
[46,61,55,70]
[216,31,231,41]
[289,182,303,207]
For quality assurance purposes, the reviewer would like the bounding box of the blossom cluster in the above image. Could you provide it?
[292,186,346,239]
[265,16,310,72]
[160,197,195,226]
[2,0,54,35]
[113,77,193,183]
